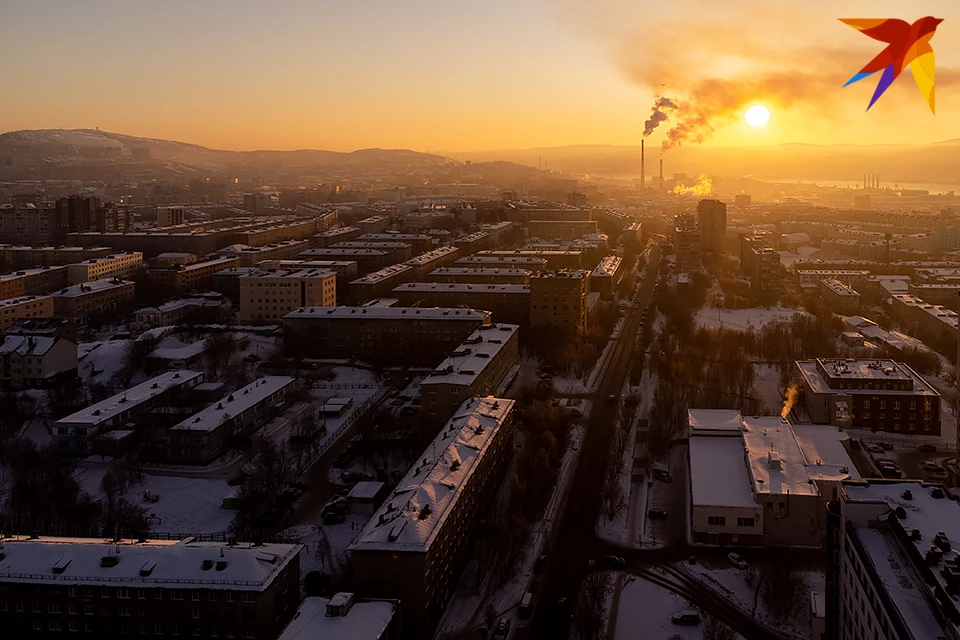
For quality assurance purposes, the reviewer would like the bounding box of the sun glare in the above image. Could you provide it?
[744,104,771,128]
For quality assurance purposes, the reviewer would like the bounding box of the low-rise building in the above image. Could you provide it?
[688,409,857,547]
[891,293,959,345]
[419,324,520,428]
[403,245,459,278]
[797,358,941,435]
[454,231,491,255]
[231,239,311,267]
[154,252,198,268]
[51,279,136,324]
[0,265,69,300]
[331,241,413,264]
[283,306,491,366]
[351,397,515,630]
[907,282,960,306]
[589,255,624,298]
[0,295,53,334]
[134,293,231,329]
[358,233,433,254]
[0,537,302,640]
[527,219,598,241]
[477,250,582,270]
[299,248,391,276]
[819,278,861,314]
[148,256,241,292]
[357,215,391,234]
[348,264,414,306]
[312,226,361,247]
[825,481,960,640]
[428,266,532,285]
[168,376,297,464]
[0,325,78,389]
[797,269,871,291]
[54,370,205,453]
[239,267,336,323]
[66,252,143,285]
[0,245,111,270]
[530,269,588,332]
[393,282,530,326]
[277,594,399,640]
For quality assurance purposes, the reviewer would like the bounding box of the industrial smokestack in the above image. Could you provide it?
[641,140,645,192]
[659,158,664,194]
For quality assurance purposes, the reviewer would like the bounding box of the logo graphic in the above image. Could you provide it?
[841,17,942,113]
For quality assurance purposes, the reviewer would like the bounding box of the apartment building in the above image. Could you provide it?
[156,205,184,226]
[819,278,861,314]
[890,293,958,345]
[428,267,532,285]
[688,410,856,547]
[825,481,960,640]
[358,233,433,254]
[392,282,530,326]
[239,268,336,323]
[0,324,78,389]
[907,283,960,306]
[403,245,460,278]
[527,219,598,241]
[283,306,491,366]
[331,242,412,264]
[233,240,311,267]
[351,397,515,630]
[0,266,69,300]
[66,252,143,284]
[134,293,231,329]
[52,279,136,324]
[299,248,391,276]
[278,594,399,640]
[674,214,701,273]
[797,358,941,435]
[530,269,588,333]
[477,250,583,270]
[454,231,491,255]
[147,257,241,292]
[589,255,624,298]
[53,370,205,454]
[0,245,111,270]
[168,376,297,464]
[211,267,259,301]
[311,226,361,247]
[697,199,727,252]
[357,215,391,234]
[154,253,198,268]
[347,265,414,306]
[454,255,548,271]
[796,270,871,291]
[419,324,520,428]
[622,222,643,248]
[0,537,302,640]
[0,295,53,334]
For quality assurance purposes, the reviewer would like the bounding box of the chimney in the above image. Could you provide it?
[640,139,645,192]
[659,158,664,194]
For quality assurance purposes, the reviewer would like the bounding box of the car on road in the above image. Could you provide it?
[919,443,938,453]
[492,617,511,640]
[648,508,668,520]
[864,444,884,454]
[671,610,701,626]
[879,442,894,451]
[602,555,626,568]
[923,461,947,475]
[534,554,548,574]
[727,552,747,569]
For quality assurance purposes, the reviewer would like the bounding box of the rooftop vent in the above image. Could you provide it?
[100,555,119,568]
[419,504,432,520]
[935,532,952,552]
[201,559,213,571]
[139,561,156,577]
[216,560,228,571]
[933,487,946,500]
[52,556,72,574]
[902,489,913,500]
[767,451,782,471]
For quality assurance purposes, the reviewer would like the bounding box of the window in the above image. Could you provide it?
[172,591,183,601]
[84,606,94,616]
[50,603,61,614]
[225,593,233,603]
[69,587,77,597]
[209,592,218,602]
[118,588,130,599]
[241,593,255,604]
[69,605,77,615]
[102,587,111,598]
[737,517,755,527]
[778,502,786,509]
[708,516,726,526]
[69,622,78,632]
[17,603,24,612]
[192,591,200,602]
[193,609,201,620]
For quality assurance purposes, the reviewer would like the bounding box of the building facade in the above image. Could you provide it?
[529,270,588,333]
[239,268,336,323]
[392,282,530,326]
[697,199,727,252]
[0,295,53,334]
[52,279,136,324]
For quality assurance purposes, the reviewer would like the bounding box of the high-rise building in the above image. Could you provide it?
[157,205,185,226]
[697,199,727,252]
[529,269,588,333]
[673,214,701,273]
[239,267,336,323]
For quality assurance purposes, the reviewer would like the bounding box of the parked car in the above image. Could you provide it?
[879,442,894,451]
[648,508,668,520]
[865,444,884,454]
[919,443,938,453]
[923,461,947,475]
[727,552,747,569]
[492,618,511,640]
[671,610,701,626]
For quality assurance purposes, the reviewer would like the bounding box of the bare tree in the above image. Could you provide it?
[702,614,736,640]
[760,564,807,622]
[573,572,611,640]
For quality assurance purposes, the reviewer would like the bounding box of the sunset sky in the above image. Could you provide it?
[1,0,958,152]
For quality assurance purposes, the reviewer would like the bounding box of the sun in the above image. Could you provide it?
[744,104,771,128]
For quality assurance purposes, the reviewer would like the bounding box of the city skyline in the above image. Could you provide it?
[3,0,960,153]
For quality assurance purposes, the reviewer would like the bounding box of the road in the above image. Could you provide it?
[524,243,661,639]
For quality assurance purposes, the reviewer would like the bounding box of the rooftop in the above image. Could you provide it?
[349,264,413,285]
[820,278,860,296]
[170,377,296,432]
[430,267,531,276]
[53,279,133,298]
[404,246,458,266]
[591,255,623,278]
[56,371,204,427]
[0,334,58,357]
[0,537,300,591]
[351,397,514,553]
[300,248,387,257]
[688,409,743,435]
[421,324,520,386]
[689,436,758,509]
[284,306,490,321]
[742,416,819,497]
[0,266,67,282]
[241,268,336,280]
[393,282,529,294]
[797,359,939,396]
[277,596,395,640]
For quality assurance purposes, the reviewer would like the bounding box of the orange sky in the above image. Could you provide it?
[1,0,957,152]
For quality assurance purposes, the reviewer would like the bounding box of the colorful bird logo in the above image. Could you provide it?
[841,17,942,113]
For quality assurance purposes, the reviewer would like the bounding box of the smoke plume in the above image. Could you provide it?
[643,97,679,137]
[781,384,799,420]
[673,174,712,196]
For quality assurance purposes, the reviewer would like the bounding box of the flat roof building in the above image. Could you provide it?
[477,249,583,270]
[299,248,392,276]
[530,269,588,333]
[52,279,136,324]
[66,252,142,285]
[428,266,532,285]
[0,265,69,301]
[402,245,460,278]
[331,241,412,264]
[148,256,241,292]
[347,264,414,306]
[283,306,491,366]
[351,397,515,631]
[455,255,548,270]
[393,282,530,326]
[239,267,336,323]
[0,295,53,334]
[277,594,399,640]
[589,255,624,297]
[819,278,861,314]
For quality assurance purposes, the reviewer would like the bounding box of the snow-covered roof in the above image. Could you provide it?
[688,409,742,435]
[421,324,519,386]
[300,248,387,257]
[242,268,336,280]
[591,255,623,278]
[0,537,301,591]
[689,436,758,508]
[0,266,67,282]
[278,596,396,640]
[170,376,296,432]
[404,246,458,266]
[348,482,385,501]
[820,278,859,296]
[430,267,531,277]
[332,242,411,249]
[797,359,939,396]
[349,264,412,285]
[284,306,490,321]
[455,256,547,266]
[0,334,58,357]
[792,424,861,482]
[149,342,207,361]
[56,371,204,427]
[351,397,514,553]
[359,233,429,241]
[53,279,133,298]
[393,282,528,294]
[742,417,819,497]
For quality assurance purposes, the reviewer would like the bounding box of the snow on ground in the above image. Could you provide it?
[612,574,743,640]
[679,562,821,640]
[753,364,784,416]
[642,479,671,547]
[596,421,637,546]
[73,467,235,535]
[78,339,132,383]
[695,307,810,332]
[18,418,54,448]
[284,514,368,584]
